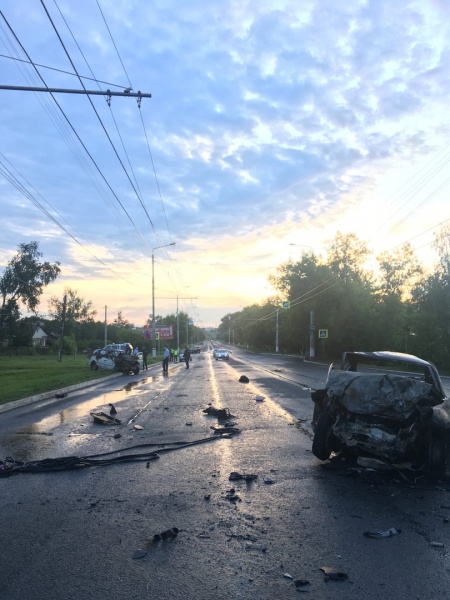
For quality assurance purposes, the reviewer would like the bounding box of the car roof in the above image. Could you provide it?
[341,350,446,399]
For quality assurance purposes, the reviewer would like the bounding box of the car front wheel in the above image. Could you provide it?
[312,412,335,461]
[90,362,98,371]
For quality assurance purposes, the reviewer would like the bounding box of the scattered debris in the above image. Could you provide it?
[211,426,240,434]
[109,403,117,415]
[294,579,310,588]
[132,549,147,559]
[320,566,349,581]
[239,375,250,383]
[186,422,193,426]
[113,433,122,439]
[204,494,211,501]
[283,573,293,579]
[90,412,121,425]
[133,425,144,430]
[155,527,179,541]
[197,532,211,539]
[363,527,400,539]
[255,395,265,402]
[225,488,240,502]
[55,393,67,399]
[203,406,233,419]
[229,472,258,481]
[430,541,444,547]
[145,527,179,547]
[246,542,266,551]
[263,477,274,484]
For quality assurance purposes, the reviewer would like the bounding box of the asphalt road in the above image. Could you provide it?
[1,348,450,599]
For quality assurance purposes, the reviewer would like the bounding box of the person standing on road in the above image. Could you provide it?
[184,346,191,369]
[142,346,148,370]
[163,345,170,374]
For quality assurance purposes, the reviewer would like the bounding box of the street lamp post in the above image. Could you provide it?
[152,242,176,358]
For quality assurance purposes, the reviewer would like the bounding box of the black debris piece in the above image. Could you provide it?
[320,566,348,581]
[363,527,400,539]
[294,579,310,588]
[229,472,257,481]
[202,406,233,419]
[90,412,121,425]
[109,403,117,415]
[239,375,250,383]
[211,426,240,434]
[150,527,179,544]
[55,393,67,399]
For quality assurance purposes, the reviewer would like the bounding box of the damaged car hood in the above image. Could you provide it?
[327,370,442,420]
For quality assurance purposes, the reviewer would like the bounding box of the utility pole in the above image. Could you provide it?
[104,305,107,348]
[275,308,279,353]
[58,294,67,362]
[309,310,316,359]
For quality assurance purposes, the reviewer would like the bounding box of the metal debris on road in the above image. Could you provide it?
[430,541,444,547]
[320,566,349,581]
[90,412,121,425]
[132,549,147,559]
[133,425,144,430]
[229,472,258,481]
[363,527,400,538]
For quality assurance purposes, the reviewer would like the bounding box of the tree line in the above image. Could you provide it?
[217,228,450,371]
[0,241,204,355]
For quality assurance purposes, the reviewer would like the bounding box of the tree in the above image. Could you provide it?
[113,310,132,329]
[48,288,96,339]
[327,231,372,283]
[0,241,60,344]
[376,242,423,300]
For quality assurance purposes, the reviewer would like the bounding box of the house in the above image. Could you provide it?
[32,326,57,348]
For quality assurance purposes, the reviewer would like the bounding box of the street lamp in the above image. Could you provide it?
[152,242,176,358]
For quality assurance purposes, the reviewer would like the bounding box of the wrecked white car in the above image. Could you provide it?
[311,351,449,475]
[87,349,140,375]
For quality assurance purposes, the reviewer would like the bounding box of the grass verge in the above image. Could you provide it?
[0,355,114,406]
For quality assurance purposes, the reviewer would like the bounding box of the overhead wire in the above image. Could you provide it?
[0,52,127,88]
[0,153,136,285]
[0,10,150,252]
[41,0,157,252]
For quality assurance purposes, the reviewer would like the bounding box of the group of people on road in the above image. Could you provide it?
[163,346,190,374]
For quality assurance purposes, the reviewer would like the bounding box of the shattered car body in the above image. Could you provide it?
[311,351,449,474]
[88,349,140,375]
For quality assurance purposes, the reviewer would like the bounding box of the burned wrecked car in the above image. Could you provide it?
[311,351,449,475]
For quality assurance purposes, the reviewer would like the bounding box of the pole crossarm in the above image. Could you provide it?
[0,85,151,106]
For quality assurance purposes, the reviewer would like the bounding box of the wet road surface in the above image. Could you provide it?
[1,350,450,599]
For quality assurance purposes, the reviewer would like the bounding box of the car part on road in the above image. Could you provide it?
[320,566,349,581]
[229,472,257,481]
[239,375,249,383]
[202,406,234,419]
[90,411,122,425]
[363,527,400,539]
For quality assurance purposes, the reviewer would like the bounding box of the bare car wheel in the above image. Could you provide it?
[312,412,335,461]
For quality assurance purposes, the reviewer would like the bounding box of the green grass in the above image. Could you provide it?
[0,352,165,406]
[0,355,113,406]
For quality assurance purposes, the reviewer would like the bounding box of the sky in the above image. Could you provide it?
[1,0,450,329]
